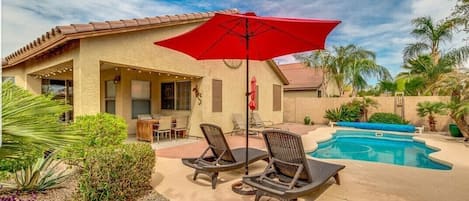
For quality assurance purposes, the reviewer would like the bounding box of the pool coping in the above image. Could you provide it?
[302,126,455,169]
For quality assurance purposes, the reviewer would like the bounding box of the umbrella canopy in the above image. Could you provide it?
[155,12,340,176]
[155,12,340,60]
[249,76,257,111]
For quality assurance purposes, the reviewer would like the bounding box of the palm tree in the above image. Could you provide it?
[404,17,457,63]
[352,97,379,122]
[1,82,81,161]
[298,44,389,97]
[348,58,391,96]
[378,79,398,95]
[295,50,335,97]
[417,101,447,131]
[449,0,468,41]
[429,71,469,140]
[397,54,453,95]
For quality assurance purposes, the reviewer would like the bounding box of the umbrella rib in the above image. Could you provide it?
[250,21,322,48]
[197,18,245,58]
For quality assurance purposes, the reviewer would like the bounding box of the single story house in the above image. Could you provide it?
[279,62,339,98]
[1,9,288,137]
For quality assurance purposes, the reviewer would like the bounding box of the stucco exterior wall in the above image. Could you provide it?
[3,20,285,137]
[284,96,452,131]
[80,21,284,136]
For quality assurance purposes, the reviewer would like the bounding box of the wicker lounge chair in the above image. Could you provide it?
[243,130,345,201]
[181,123,268,189]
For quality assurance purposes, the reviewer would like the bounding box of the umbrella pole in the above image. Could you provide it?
[244,17,250,176]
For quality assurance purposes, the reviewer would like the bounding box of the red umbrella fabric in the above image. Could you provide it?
[249,76,256,111]
[155,11,340,176]
[155,12,340,60]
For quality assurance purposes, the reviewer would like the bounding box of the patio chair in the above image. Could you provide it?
[171,116,188,139]
[153,116,172,143]
[181,123,268,189]
[243,130,345,201]
[232,113,258,135]
[251,112,278,129]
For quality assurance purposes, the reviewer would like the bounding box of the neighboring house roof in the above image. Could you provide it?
[1,8,289,84]
[279,62,323,91]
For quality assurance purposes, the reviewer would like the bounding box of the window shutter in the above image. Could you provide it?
[273,84,281,111]
[212,79,222,112]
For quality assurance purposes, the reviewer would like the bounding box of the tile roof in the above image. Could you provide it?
[2,9,239,68]
[279,62,323,91]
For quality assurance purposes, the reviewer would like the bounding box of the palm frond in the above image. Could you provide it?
[1,82,82,159]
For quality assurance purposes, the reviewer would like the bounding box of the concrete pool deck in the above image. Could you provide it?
[152,126,469,201]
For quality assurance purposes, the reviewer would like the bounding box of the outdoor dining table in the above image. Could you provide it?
[136,118,181,143]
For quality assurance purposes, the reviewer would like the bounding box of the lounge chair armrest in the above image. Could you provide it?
[195,145,227,166]
[258,158,304,190]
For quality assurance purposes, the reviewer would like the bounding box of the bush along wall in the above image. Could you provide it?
[78,143,155,201]
[61,113,127,166]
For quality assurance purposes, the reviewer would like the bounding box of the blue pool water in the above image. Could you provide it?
[310,130,451,170]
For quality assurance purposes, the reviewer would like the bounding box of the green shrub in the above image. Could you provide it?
[324,103,361,122]
[368,113,407,124]
[61,113,127,165]
[78,143,155,201]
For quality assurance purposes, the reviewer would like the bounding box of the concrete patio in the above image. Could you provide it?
[151,125,469,201]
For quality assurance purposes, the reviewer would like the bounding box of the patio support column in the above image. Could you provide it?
[73,58,100,117]
[26,74,42,95]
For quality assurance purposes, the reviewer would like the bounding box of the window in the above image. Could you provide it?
[176,82,191,110]
[131,80,151,119]
[105,81,116,114]
[161,83,175,109]
[318,90,322,98]
[2,76,15,83]
[161,81,191,110]
[212,79,222,112]
[41,79,73,121]
[273,84,281,111]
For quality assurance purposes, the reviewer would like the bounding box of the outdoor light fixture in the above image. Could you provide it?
[113,75,121,84]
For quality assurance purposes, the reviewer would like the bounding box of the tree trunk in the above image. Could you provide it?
[451,114,469,140]
[428,115,437,132]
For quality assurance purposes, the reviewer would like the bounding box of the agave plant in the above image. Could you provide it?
[1,152,71,192]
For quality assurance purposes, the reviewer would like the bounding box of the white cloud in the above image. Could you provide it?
[1,0,190,56]
[2,0,465,83]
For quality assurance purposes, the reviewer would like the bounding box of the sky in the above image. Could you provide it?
[1,0,468,80]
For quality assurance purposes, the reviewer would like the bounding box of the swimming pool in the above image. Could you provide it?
[309,130,451,170]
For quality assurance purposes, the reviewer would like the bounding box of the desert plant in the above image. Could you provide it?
[351,97,379,121]
[78,143,155,201]
[1,82,80,173]
[304,116,311,125]
[324,103,361,122]
[61,113,127,166]
[0,152,71,192]
[417,101,447,131]
[369,113,407,124]
[429,71,469,140]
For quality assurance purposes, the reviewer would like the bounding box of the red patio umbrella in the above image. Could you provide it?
[249,76,256,111]
[155,12,340,177]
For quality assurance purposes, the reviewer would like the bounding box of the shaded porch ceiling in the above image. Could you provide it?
[100,61,203,80]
